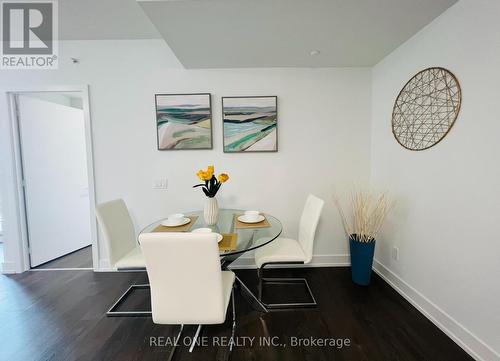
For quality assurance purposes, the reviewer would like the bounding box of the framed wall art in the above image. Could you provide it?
[155,93,212,150]
[222,96,277,153]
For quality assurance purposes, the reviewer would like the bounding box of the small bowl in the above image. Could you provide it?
[191,227,213,233]
[244,210,260,222]
[167,213,185,222]
[191,228,223,242]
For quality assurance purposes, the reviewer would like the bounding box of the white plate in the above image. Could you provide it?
[161,217,190,227]
[238,214,265,224]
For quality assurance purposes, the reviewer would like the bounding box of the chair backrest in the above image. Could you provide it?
[96,199,137,267]
[139,232,225,325]
[298,194,324,263]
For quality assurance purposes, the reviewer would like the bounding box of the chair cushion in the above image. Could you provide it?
[114,247,146,270]
[254,237,307,268]
[221,271,236,320]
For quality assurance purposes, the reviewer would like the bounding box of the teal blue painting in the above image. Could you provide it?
[223,96,277,152]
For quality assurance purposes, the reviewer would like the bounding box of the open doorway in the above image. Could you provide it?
[10,90,97,270]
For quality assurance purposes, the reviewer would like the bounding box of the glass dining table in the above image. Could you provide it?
[140,209,283,312]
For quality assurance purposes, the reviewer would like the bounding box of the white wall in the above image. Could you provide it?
[371,0,500,359]
[0,39,371,272]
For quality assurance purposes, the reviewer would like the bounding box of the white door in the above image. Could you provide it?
[17,94,91,267]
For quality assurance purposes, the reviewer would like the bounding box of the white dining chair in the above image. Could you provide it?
[139,232,236,357]
[254,194,324,309]
[96,199,149,316]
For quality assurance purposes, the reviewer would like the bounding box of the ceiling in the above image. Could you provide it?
[59,0,457,68]
[59,0,160,40]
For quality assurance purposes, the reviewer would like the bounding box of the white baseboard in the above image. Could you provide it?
[95,258,148,273]
[97,258,111,271]
[373,260,499,361]
[94,268,117,272]
[1,261,17,274]
[228,254,350,269]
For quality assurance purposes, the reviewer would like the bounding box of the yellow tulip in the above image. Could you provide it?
[218,173,229,183]
[205,165,214,179]
[197,170,208,181]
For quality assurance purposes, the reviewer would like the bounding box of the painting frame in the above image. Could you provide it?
[155,93,213,151]
[222,95,278,153]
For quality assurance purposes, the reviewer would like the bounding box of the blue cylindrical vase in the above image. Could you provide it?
[349,235,376,286]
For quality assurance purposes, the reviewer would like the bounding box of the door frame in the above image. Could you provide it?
[5,85,98,271]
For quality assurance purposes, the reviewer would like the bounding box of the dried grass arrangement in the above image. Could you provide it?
[334,190,392,243]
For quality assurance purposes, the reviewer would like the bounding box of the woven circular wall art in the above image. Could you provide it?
[392,67,462,151]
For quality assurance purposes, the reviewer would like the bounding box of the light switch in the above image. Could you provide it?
[152,178,168,189]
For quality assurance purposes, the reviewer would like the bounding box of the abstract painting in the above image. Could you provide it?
[222,96,277,152]
[155,93,212,150]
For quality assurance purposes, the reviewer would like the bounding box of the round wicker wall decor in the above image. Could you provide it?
[392,67,461,151]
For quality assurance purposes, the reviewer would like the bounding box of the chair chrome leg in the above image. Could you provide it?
[106,284,152,317]
[167,324,184,361]
[234,275,268,313]
[229,286,236,352]
[258,263,317,309]
[189,325,202,353]
[257,267,263,300]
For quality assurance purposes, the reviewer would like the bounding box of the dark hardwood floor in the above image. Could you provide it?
[33,245,93,269]
[0,267,472,361]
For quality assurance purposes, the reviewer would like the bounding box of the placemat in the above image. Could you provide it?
[234,214,271,229]
[152,216,198,233]
[219,233,237,252]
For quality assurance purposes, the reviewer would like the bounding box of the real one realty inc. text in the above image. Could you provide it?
[150,336,352,349]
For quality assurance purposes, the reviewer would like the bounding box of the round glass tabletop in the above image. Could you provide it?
[140,209,282,257]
